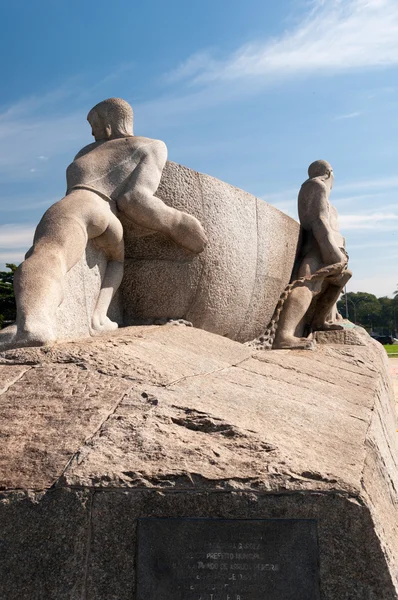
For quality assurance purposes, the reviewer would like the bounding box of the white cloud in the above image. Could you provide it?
[348,274,398,297]
[164,52,216,84]
[337,175,398,194]
[339,212,398,230]
[168,0,398,86]
[0,224,35,249]
[350,240,398,250]
[334,111,362,121]
[0,251,25,267]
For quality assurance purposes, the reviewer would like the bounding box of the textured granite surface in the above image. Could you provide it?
[56,161,300,343]
[0,326,397,599]
[122,161,299,342]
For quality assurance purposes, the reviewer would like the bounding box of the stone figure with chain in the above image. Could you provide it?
[251,160,351,350]
[0,98,207,350]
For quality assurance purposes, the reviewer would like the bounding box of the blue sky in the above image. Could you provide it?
[1,0,398,296]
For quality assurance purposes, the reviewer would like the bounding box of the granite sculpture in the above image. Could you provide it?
[252,160,351,350]
[120,161,300,341]
[0,98,207,350]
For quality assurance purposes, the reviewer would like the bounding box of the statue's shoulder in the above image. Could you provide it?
[71,137,167,164]
[300,177,327,194]
[298,177,329,225]
[299,177,328,205]
[125,136,167,157]
[73,142,98,161]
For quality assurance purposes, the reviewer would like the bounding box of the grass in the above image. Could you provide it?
[385,345,398,356]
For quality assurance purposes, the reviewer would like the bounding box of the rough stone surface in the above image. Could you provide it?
[0,326,397,598]
[0,488,90,600]
[314,326,368,345]
[50,161,299,344]
[122,161,300,342]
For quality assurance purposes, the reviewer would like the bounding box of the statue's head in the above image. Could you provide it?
[308,160,334,188]
[87,98,134,141]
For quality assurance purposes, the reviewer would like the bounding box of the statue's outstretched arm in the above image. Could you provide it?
[117,140,207,254]
[117,140,174,232]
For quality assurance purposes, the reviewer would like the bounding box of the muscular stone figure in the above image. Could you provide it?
[0,98,207,349]
[273,160,351,349]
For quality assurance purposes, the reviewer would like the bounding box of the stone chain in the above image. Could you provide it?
[247,260,347,350]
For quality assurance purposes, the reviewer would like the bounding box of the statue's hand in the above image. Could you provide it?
[171,212,208,254]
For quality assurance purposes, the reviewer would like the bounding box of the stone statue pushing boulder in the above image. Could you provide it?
[252,160,351,350]
[0,98,207,349]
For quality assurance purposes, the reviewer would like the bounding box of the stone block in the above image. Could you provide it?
[0,326,397,598]
[122,162,299,342]
[0,488,89,600]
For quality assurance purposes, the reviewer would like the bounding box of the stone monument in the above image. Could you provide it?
[0,98,207,350]
[251,160,352,350]
[0,100,397,599]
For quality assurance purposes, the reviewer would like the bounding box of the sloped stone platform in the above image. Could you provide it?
[0,326,397,599]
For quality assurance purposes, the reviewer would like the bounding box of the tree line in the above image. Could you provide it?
[0,264,17,329]
[1,263,397,335]
[337,292,398,336]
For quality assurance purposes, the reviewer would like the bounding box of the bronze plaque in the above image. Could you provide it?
[136,518,320,599]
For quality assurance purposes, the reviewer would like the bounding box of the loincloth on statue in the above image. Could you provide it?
[67,184,113,204]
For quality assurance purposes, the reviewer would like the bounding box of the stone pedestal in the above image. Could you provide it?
[0,326,397,599]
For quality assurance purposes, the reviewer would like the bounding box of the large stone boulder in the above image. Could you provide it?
[0,326,397,598]
[120,161,299,342]
[57,162,299,343]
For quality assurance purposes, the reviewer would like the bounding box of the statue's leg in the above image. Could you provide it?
[117,159,208,254]
[272,252,323,349]
[11,216,89,347]
[311,269,352,331]
[91,212,124,334]
[273,284,318,349]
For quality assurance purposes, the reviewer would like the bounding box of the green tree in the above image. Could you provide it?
[338,292,381,330]
[0,264,17,328]
[338,291,398,335]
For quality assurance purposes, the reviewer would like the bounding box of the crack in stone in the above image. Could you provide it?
[236,363,378,409]
[163,356,251,388]
[0,366,32,396]
[251,351,377,381]
[53,388,132,488]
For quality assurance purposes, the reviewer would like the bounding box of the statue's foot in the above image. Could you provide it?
[171,213,208,254]
[0,324,17,342]
[0,324,55,351]
[0,324,17,351]
[91,314,119,335]
[273,335,316,350]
